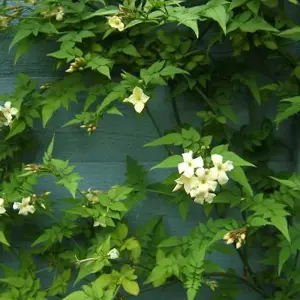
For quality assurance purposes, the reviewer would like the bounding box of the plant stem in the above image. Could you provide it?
[145,106,172,155]
[146,188,176,197]
[171,97,182,127]
[204,272,266,298]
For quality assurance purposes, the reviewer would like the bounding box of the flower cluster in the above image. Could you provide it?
[107,16,125,31]
[173,151,234,205]
[66,57,86,73]
[0,101,18,127]
[123,87,150,113]
[84,188,103,204]
[80,123,97,134]
[223,228,247,249]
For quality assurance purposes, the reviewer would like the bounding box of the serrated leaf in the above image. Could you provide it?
[123,44,141,57]
[249,216,269,226]
[271,216,290,242]
[0,277,25,288]
[230,0,247,10]
[181,20,199,38]
[151,155,182,170]
[9,29,32,51]
[145,133,182,147]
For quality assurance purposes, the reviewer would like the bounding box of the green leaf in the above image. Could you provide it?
[229,167,253,196]
[230,0,247,10]
[271,216,290,242]
[145,133,183,147]
[204,5,228,34]
[158,237,182,247]
[122,279,140,296]
[278,246,291,275]
[123,45,141,57]
[98,66,111,79]
[0,277,25,288]
[151,155,182,170]
[5,120,26,140]
[63,291,87,300]
[221,151,255,167]
[9,29,33,51]
[160,66,189,78]
[82,7,119,20]
[275,96,300,124]
[249,216,269,227]
[240,16,278,33]
[0,229,10,246]
[181,20,199,38]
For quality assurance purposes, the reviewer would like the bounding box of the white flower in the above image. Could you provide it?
[211,154,234,185]
[193,190,215,205]
[13,197,35,216]
[192,168,218,194]
[178,151,204,178]
[0,198,6,215]
[107,16,125,31]
[172,175,199,194]
[107,248,120,260]
[123,87,150,113]
[0,101,18,119]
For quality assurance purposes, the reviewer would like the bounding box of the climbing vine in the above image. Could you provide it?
[0,0,300,299]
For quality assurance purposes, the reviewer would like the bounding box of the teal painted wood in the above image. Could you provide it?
[0,36,295,299]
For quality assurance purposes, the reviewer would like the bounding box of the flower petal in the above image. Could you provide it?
[141,93,150,104]
[178,162,187,174]
[211,154,223,166]
[0,198,4,206]
[10,108,18,115]
[22,197,31,205]
[207,167,218,180]
[13,202,21,210]
[205,192,216,203]
[134,102,145,113]
[0,207,6,214]
[118,23,125,31]
[182,151,193,163]
[184,166,194,178]
[192,156,203,168]
[218,171,229,185]
[208,180,218,191]
[223,160,234,172]
[172,183,182,192]
[132,87,143,99]
[27,205,35,214]
[4,101,11,109]
[194,193,206,204]
[195,167,205,178]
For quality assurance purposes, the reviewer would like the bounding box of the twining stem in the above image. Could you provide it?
[145,106,172,155]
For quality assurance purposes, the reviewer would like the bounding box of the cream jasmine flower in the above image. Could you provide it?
[172,175,198,193]
[210,154,234,185]
[223,228,246,249]
[107,16,125,31]
[0,101,18,119]
[123,87,150,113]
[193,168,218,193]
[13,197,35,216]
[107,248,120,260]
[0,198,6,215]
[178,151,204,178]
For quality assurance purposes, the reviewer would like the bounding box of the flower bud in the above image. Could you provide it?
[226,238,234,244]
[236,241,242,249]
[223,232,231,240]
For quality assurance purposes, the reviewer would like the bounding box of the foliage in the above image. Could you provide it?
[0,0,300,299]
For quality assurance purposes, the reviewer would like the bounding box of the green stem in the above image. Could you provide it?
[204,272,266,298]
[171,97,182,127]
[145,106,172,155]
[145,188,177,197]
